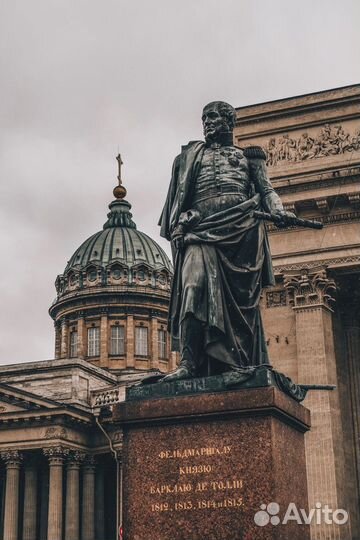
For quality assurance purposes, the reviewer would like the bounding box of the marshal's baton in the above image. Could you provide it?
[252,210,323,230]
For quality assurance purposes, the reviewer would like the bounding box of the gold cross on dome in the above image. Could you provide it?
[116,153,123,184]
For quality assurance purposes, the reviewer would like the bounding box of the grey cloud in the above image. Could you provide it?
[0,0,359,363]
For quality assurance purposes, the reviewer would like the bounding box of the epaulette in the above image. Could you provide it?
[181,140,202,152]
[243,146,267,160]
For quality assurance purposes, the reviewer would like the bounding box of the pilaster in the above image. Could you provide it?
[77,312,86,359]
[126,315,135,367]
[284,267,350,539]
[60,318,69,358]
[54,321,61,359]
[151,317,159,369]
[100,311,109,367]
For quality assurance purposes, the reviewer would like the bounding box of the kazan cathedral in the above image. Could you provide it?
[0,85,360,540]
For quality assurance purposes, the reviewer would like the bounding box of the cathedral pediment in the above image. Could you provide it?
[0,383,60,415]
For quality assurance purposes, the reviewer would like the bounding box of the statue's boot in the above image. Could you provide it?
[162,316,203,382]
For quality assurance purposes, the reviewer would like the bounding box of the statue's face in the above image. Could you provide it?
[202,105,230,142]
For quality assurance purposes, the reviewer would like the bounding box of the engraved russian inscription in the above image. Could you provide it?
[149,444,245,514]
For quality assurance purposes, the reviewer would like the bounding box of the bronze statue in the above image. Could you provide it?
[159,101,296,382]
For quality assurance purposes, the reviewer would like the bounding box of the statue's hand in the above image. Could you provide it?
[173,234,185,250]
[272,209,297,228]
[171,224,185,250]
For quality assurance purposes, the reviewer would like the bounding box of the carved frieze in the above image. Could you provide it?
[112,430,123,445]
[44,427,68,440]
[284,268,336,310]
[264,124,360,166]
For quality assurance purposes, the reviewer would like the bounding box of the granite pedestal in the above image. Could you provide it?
[113,382,311,540]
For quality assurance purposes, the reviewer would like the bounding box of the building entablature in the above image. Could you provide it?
[235,84,360,186]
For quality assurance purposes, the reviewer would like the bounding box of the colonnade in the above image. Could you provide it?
[0,447,114,540]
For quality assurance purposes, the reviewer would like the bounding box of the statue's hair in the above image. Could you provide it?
[203,101,236,129]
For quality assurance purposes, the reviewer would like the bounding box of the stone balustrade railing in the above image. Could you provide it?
[91,387,122,407]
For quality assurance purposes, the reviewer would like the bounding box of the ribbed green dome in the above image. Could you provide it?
[65,199,172,273]
[53,195,172,300]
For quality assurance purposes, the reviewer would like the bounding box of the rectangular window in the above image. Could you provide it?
[88,327,100,357]
[110,325,125,355]
[135,326,148,357]
[70,331,78,358]
[158,329,167,359]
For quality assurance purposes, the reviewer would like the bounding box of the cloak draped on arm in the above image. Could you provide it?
[159,142,276,371]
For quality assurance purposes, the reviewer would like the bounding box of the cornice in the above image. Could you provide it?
[273,254,360,273]
[0,358,118,383]
[235,85,360,128]
[50,288,170,320]
[0,407,93,429]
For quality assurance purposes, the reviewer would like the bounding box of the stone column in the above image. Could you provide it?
[60,317,69,358]
[126,315,135,367]
[100,310,109,367]
[43,446,69,540]
[151,317,159,369]
[22,457,38,540]
[65,451,84,540]
[81,456,96,540]
[77,312,86,359]
[285,268,350,539]
[0,450,22,540]
[95,462,106,540]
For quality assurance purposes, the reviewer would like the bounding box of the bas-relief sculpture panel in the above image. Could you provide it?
[236,122,360,168]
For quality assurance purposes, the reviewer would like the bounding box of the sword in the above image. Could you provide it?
[252,210,323,230]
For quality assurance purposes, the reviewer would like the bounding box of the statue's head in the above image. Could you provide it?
[202,101,236,142]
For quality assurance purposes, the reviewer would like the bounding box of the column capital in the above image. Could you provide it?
[284,267,336,311]
[43,446,70,464]
[82,454,96,471]
[67,450,86,468]
[0,449,23,467]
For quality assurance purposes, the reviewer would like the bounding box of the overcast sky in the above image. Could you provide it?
[0,0,359,365]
